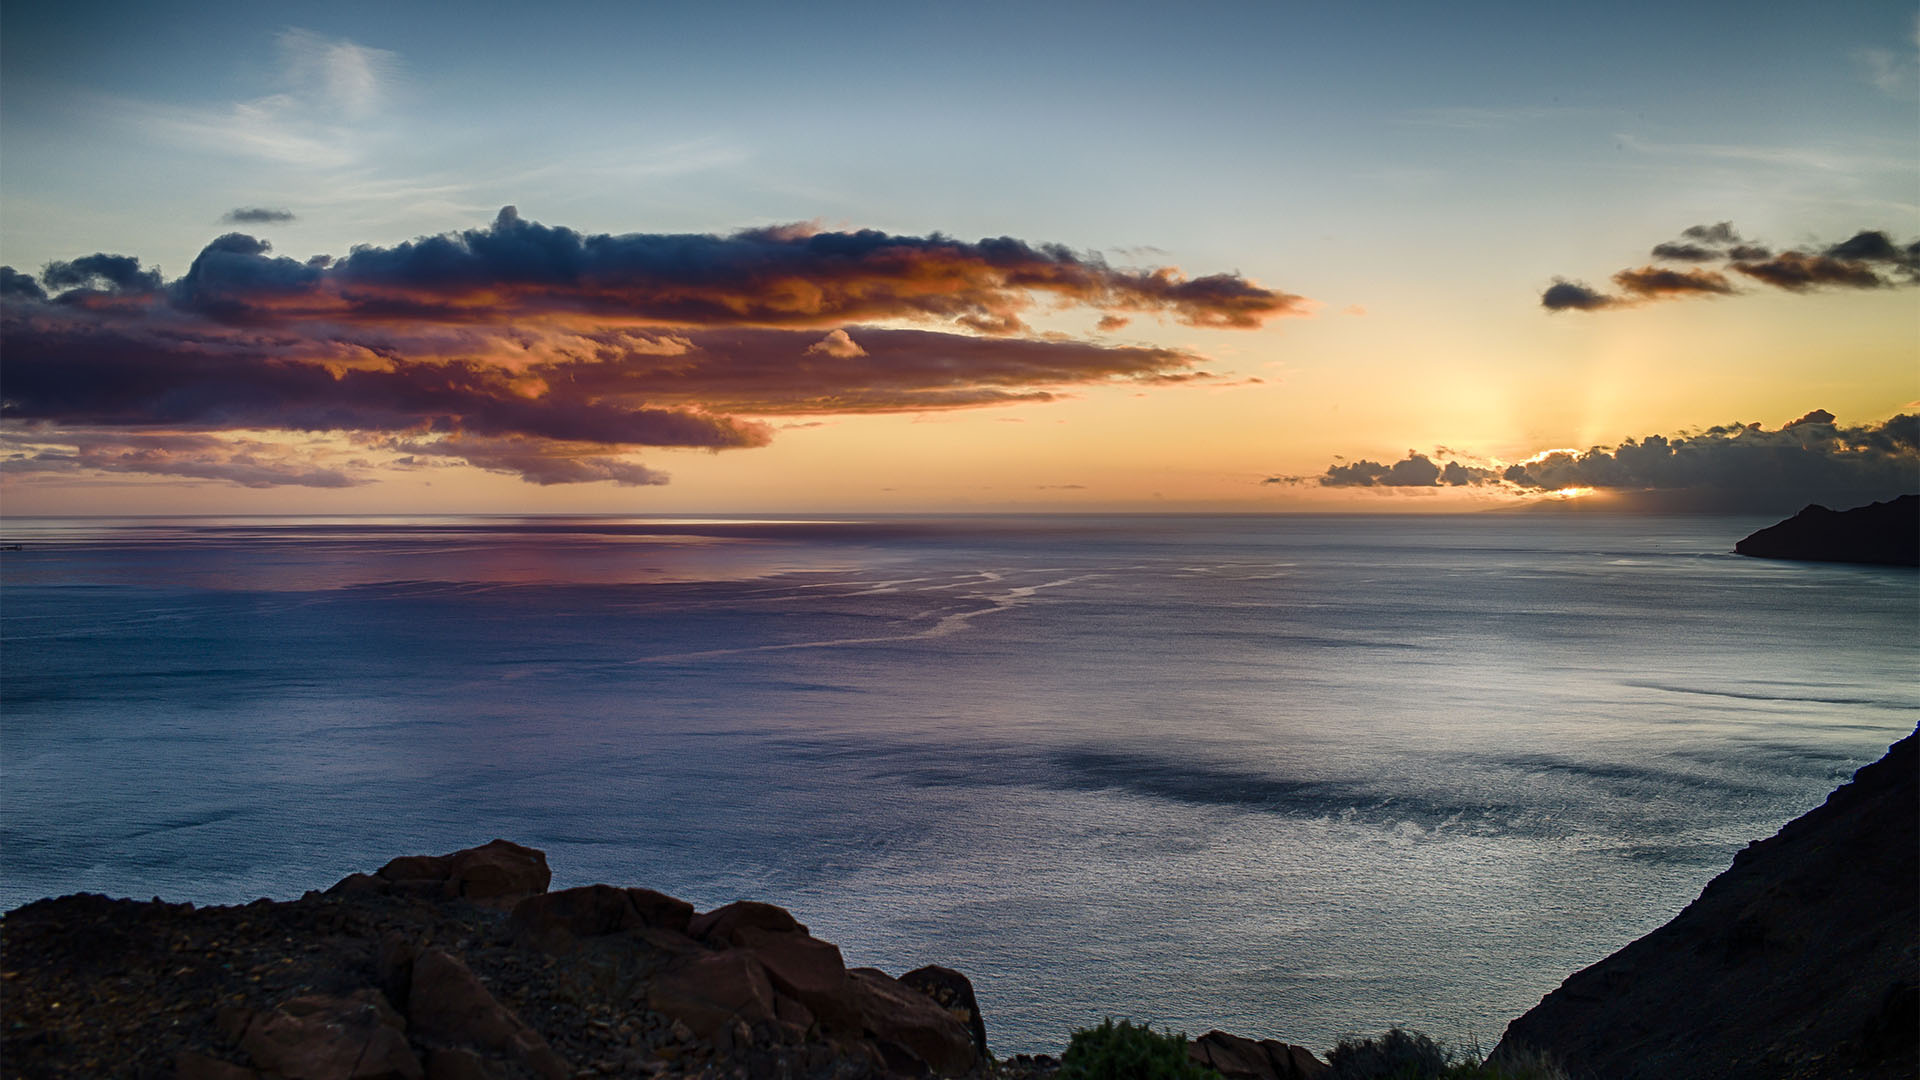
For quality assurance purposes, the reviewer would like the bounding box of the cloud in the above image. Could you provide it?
[805,329,866,359]
[1,268,47,301]
[116,29,398,168]
[1301,411,1919,513]
[1,209,1274,488]
[1546,224,1918,312]
[41,254,163,294]
[1611,265,1735,298]
[1730,251,1887,291]
[1541,279,1616,311]
[1,430,363,489]
[223,207,298,224]
[155,206,1300,331]
[1312,452,1500,488]
[1680,222,1742,244]
[1649,242,1719,262]
[277,29,395,117]
[378,433,670,487]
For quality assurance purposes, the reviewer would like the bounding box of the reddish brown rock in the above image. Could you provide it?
[846,967,978,1077]
[647,948,781,1040]
[900,965,990,1061]
[509,883,696,950]
[1189,1029,1330,1080]
[626,887,696,934]
[367,841,549,907]
[176,1050,260,1080]
[735,925,858,1028]
[238,990,422,1080]
[423,1047,507,1080]
[445,840,550,903]
[325,872,390,898]
[688,899,807,945]
[408,948,568,1080]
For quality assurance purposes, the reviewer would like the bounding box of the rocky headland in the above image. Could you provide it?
[1734,495,1919,566]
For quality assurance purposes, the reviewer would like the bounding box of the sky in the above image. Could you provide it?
[2,1,1916,514]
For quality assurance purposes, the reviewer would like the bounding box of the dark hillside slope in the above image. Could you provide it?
[1497,730,1919,1079]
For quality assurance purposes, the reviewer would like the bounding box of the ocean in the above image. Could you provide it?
[1,513,1913,1053]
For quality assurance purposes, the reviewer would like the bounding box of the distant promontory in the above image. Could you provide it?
[1735,495,1919,566]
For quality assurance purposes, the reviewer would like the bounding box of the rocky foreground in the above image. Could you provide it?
[0,842,1327,1080]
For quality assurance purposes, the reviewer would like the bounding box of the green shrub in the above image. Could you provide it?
[1327,1028,1568,1080]
[1458,1044,1568,1080]
[1329,1027,1452,1079]
[1059,1018,1220,1080]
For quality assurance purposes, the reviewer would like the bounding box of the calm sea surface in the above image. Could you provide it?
[2,514,1914,1052]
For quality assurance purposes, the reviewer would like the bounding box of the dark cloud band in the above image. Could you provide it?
[1543,224,1918,312]
[1,209,1271,488]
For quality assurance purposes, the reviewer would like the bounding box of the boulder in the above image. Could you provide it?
[647,948,781,1040]
[408,948,568,1080]
[900,965,990,1061]
[688,899,807,945]
[734,925,858,1028]
[175,1051,260,1080]
[368,840,549,907]
[846,967,978,1077]
[627,887,697,934]
[422,1048,507,1080]
[237,990,421,1080]
[1188,1030,1331,1080]
[509,884,695,950]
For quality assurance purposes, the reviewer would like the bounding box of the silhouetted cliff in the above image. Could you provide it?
[1735,495,1919,566]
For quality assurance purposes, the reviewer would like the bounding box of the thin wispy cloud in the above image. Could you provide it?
[109,29,399,168]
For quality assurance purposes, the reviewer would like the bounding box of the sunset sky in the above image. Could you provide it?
[3,1,1915,514]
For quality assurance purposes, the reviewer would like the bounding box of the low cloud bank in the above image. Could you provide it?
[1287,410,1920,513]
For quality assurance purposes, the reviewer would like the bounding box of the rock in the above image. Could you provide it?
[446,840,551,903]
[237,990,422,1080]
[509,884,695,950]
[688,899,808,945]
[423,1047,507,1080]
[176,1050,260,1080]
[369,840,550,907]
[1496,729,1919,1079]
[646,948,781,1040]
[325,872,391,898]
[734,925,857,1029]
[408,948,569,1080]
[1188,1030,1331,1080]
[845,967,978,1077]
[900,965,989,1062]
[1734,495,1919,566]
